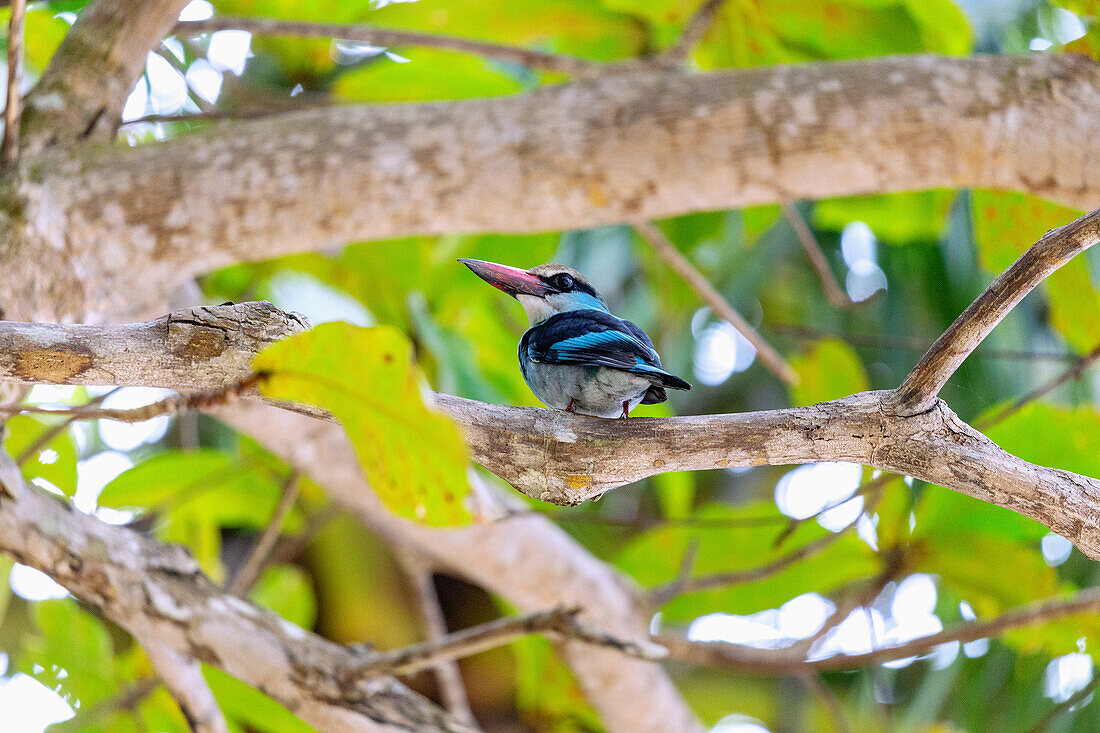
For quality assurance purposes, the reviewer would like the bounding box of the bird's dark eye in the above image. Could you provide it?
[554,274,575,291]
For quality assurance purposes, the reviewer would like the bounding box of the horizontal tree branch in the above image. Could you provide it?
[657,585,1100,674]
[4,295,1098,563]
[437,390,1100,557]
[9,53,1100,321]
[0,453,473,733]
[0,301,308,387]
[895,208,1100,410]
[175,16,607,77]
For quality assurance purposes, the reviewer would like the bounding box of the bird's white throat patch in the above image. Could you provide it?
[517,294,561,325]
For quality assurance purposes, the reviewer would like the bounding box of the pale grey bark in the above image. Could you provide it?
[0,301,307,386]
[21,0,192,154]
[0,454,473,733]
[5,54,1100,321]
[140,642,230,733]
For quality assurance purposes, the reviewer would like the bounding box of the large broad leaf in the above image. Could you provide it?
[971,190,1097,352]
[679,0,971,69]
[982,402,1100,483]
[254,322,471,525]
[333,49,524,103]
[100,449,303,580]
[789,338,868,406]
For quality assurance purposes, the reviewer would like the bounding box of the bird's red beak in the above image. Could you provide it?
[459,259,552,298]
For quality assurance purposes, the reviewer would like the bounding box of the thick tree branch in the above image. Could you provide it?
[9,54,1100,321]
[437,391,1100,557]
[21,0,191,153]
[0,453,473,733]
[895,208,1100,410]
[4,295,1099,562]
[0,301,308,387]
[175,16,606,77]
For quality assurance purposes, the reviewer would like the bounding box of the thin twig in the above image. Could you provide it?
[894,208,1100,410]
[658,584,1100,674]
[264,505,341,568]
[16,387,121,467]
[649,475,890,606]
[175,16,605,77]
[977,342,1100,429]
[400,555,478,726]
[664,0,728,63]
[1025,676,1100,733]
[634,220,799,385]
[0,0,25,169]
[0,375,262,424]
[50,677,161,733]
[227,471,301,596]
[344,606,666,683]
[651,533,844,606]
[780,201,853,309]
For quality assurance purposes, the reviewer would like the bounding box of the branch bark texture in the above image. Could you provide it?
[8,54,1100,320]
[21,0,191,153]
[0,454,473,733]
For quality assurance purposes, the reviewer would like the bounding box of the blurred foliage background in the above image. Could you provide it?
[3,0,1100,731]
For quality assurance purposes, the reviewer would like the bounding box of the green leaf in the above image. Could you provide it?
[254,323,471,525]
[916,533,1056,617]
[2,415,78,496]
[334,49,523,103]
[789,339,868,406]
[21,599,119,711]
[971,190,1098,352]
[249,565,317,630]
[99,450,302,531]
[813,190,956,245]
[982,403,1100,481]
[205,667,316,733]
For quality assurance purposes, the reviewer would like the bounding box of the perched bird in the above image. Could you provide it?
[459,259,691,418]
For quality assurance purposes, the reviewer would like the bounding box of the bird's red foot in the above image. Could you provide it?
[620,401,630,419]
[566,398,577,413]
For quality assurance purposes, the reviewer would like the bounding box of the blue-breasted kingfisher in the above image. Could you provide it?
[459,259,691,418]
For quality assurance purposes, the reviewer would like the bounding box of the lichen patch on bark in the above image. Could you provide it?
[15,347,92,382]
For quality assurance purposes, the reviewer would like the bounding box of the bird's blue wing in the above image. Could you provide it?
[525,310,665,372]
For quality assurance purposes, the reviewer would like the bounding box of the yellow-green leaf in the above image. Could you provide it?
[254,322,471,525]
[789,338,868,406]
[971,190,1098,352]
